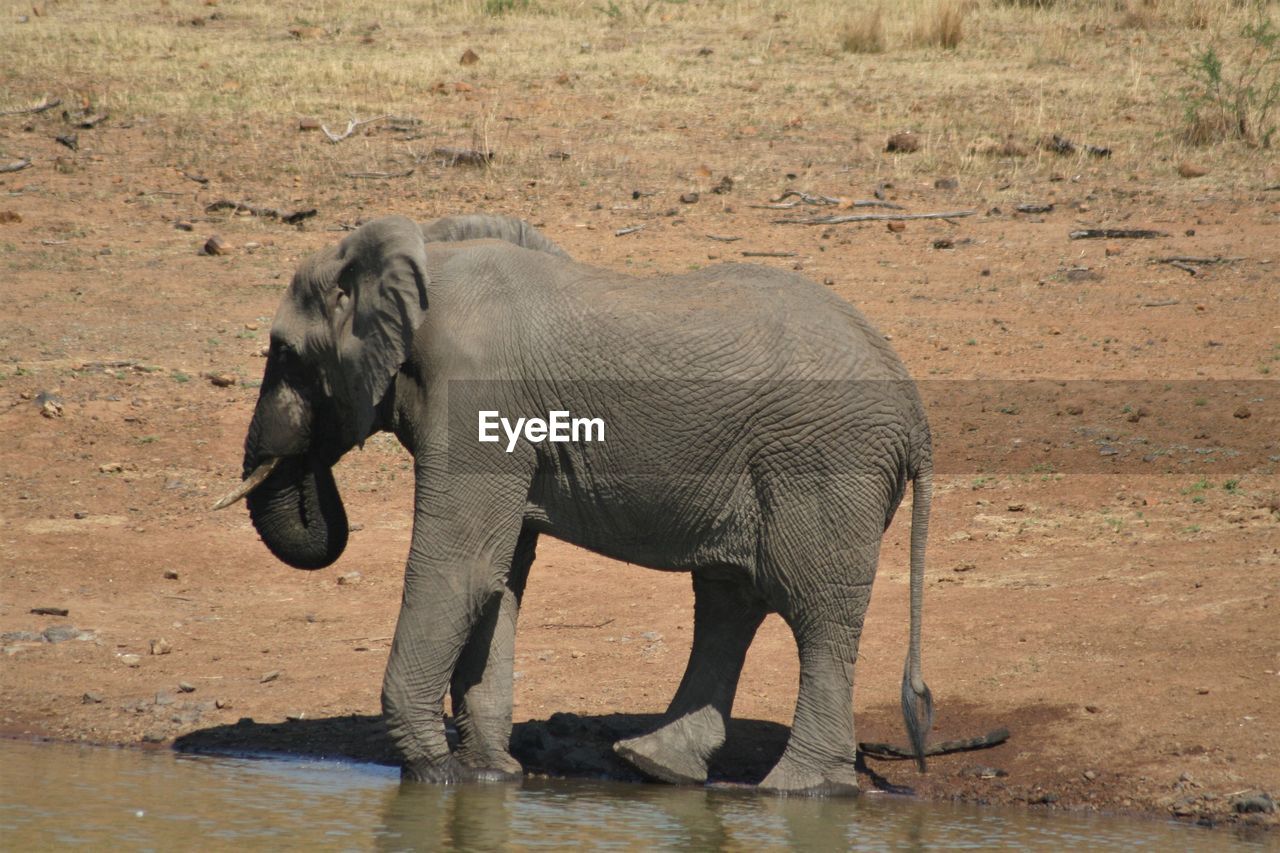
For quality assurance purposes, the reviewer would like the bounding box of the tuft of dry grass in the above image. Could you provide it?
[911,0,966,50]
[839,6,885,54]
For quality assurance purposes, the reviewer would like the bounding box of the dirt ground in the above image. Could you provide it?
[1,0,1278,837]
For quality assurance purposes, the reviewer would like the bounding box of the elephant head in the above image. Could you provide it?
[221,216,429,569]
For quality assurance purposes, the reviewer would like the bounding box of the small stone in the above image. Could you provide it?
[163,570,179,580]
[1007,503,1026,512]
[932,238,954,249]
[174,220,194,231]
[1084,705,1100,713]
[73,510,88,519]
[99,462,124,473]
[206,373,236,387]
[886,132,920,153]
[82,692,105,704]
[260,670,280,683]
[1231,791,1276,814]
[141,732,166,744]
[154,693,174,706]
[30,607,69,617]
[886,221,906,233]
[285,712,306,721]
[1196,687,1209,695]
[1177,162,1208,178]
[1083,769,1098,781]
[679,191,699,204]
[1065,405,1084,416]
[215,698,227,709]
[460,48,480,65]
[201,235,230,256]
[43,625,86,644]
[178,681,196,693]
[298,117,322,131]
[119,653,142,667]
[337,571,362,586]
[243,322,259,331]
[571,650,585,659]
[150,638,172,656]
[1233,406,1251,420]
[42,400,64,419]
[953,562,976,573]
[935,177,958,190]
[640,631,662,642]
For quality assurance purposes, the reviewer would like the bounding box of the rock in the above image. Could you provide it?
[1083,769,1098,781]
[711,175,733,194]
[1231,791,1275,814]
[150,638,172,655]
[285,711,306,721]
[886,221,906,233]
[1234,406,1251,419]
[1196,687,1209,695]
[953,562,976,573]
[960,765,1008,778]
[260,670,280,683]
[886,132,920,153]
[459,48,480,65]
[41,400,64,418]
[154,693,174,706]
[201,235,230,256]
[679,191,699,204]
[1065,405,1084,416]
[298,117,321,131]
[1031,792,1059,805]
[73,510,88,519]
[1177,162,1208,178]
[640,631,662,642]
[1,631,42,643]
[0,210,23,224]
[932,238,954,249]
[935,177,958,190]
[178,681,196,693]
[174,220,194,231]
[43,625,90,643]
[1084,705,1100,713]
[206,373,236,387]
[82,692,105,704]
[1007,503,1026,512]
[99,462,124,473]
[337,571,362,586]
[163,570,179,580]
[30,606,69,616]
[119,653,142,667]
[141,732,166,744]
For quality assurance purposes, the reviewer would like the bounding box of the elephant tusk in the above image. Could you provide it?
[211,458,280,510]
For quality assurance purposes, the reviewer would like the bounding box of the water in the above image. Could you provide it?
[0,739,1258,850]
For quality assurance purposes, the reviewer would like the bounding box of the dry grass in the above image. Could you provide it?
[0,0,1275,195]
[839,6,886,54]
[910,0,967,50]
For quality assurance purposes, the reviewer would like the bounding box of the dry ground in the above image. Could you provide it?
[1,0,1278,835]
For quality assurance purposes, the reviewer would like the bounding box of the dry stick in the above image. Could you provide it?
[0,158,32,174]
[1069,228,1168,240]
[540,618,615,630]
[1142,299,1181,308]
[0,96,61,117]
[1156,256,1243,265]
[771,189,905,210]
[321,114,390,143]
[343,168,415,179]
[778,210,977,226]
[615,224,645,236]
[742,250,797,258]
[707,234,742,242]
[1168,260,1198,276]
[205,199,317,225]
[858,727,1010,762]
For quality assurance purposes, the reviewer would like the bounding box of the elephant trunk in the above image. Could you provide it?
[245,454,349,570]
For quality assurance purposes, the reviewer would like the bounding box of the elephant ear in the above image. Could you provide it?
[320,216,428,445]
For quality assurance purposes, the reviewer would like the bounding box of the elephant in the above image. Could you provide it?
[217,212,935,795]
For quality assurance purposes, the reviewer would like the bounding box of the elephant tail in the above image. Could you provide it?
[900,449,934,773]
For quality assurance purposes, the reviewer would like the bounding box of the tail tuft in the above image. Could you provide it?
[901,663,934,772]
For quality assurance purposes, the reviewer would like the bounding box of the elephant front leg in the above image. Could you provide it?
[381,472,528,783]
[449,528,536,777]
[614,573,766,784]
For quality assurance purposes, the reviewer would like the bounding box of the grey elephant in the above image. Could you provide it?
[217,213,934,794]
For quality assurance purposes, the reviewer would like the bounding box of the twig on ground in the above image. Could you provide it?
[742,250,797,258]
[321,114,390,143]
[1070,228,1168,240]
[1168,260,1199,276]
[1142,299,1182,308]
[777,210,976,226]
[1155,256,1243,265]
[0,96,61,117]
[706,234,741,242]
[342,168,415,179]
[858,728,1010,762]
[428,147,494,167]
[540,618,615,630]
[755,190,905,211]
[205,200,317,225]
[615,224,645,236]
[0,158,33,174]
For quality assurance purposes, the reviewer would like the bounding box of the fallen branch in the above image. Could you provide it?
[0,96,61,117]
[858,727,1010,762]
[1070,228,1168,240]
[342,168,415,179]
[0,158,33,174]
[1168,260,1198,276]
[321,114,390,143]
[706,234,741,243]
[1043,134,1111,158]
[205,200,317,225]
[1142,299,1181,308]
[1155,255,1243,265]
[756,190,904,211]
[615,224,645,236]
[742,250,796,258]
[778,210,976,226]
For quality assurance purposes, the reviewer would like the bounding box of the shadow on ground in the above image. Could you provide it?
[175,712,809,787]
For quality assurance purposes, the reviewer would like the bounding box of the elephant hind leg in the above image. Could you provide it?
[614,572,766,785]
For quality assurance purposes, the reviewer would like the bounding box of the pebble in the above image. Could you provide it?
[1083,769,1098,781]
[82,692,105,704]
[178,681,196,693]
[679,192,699,204]
[215,698,227,709]
[886,132,920,153]
[119,653,142,667]
[150,638,172,656]
[202,235,230,256]
[1231,791,1276,814]
[260,670,280,683]
[337,571,362,586]
[43,625,90,644]
[154,693,174,706]
[141,732,166,744]
[163,570,179,580]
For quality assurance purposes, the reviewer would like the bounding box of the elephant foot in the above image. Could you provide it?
[401,754,521,784]
[613,725,713,785]
[457,745,524,778]
[758,755,861,797]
